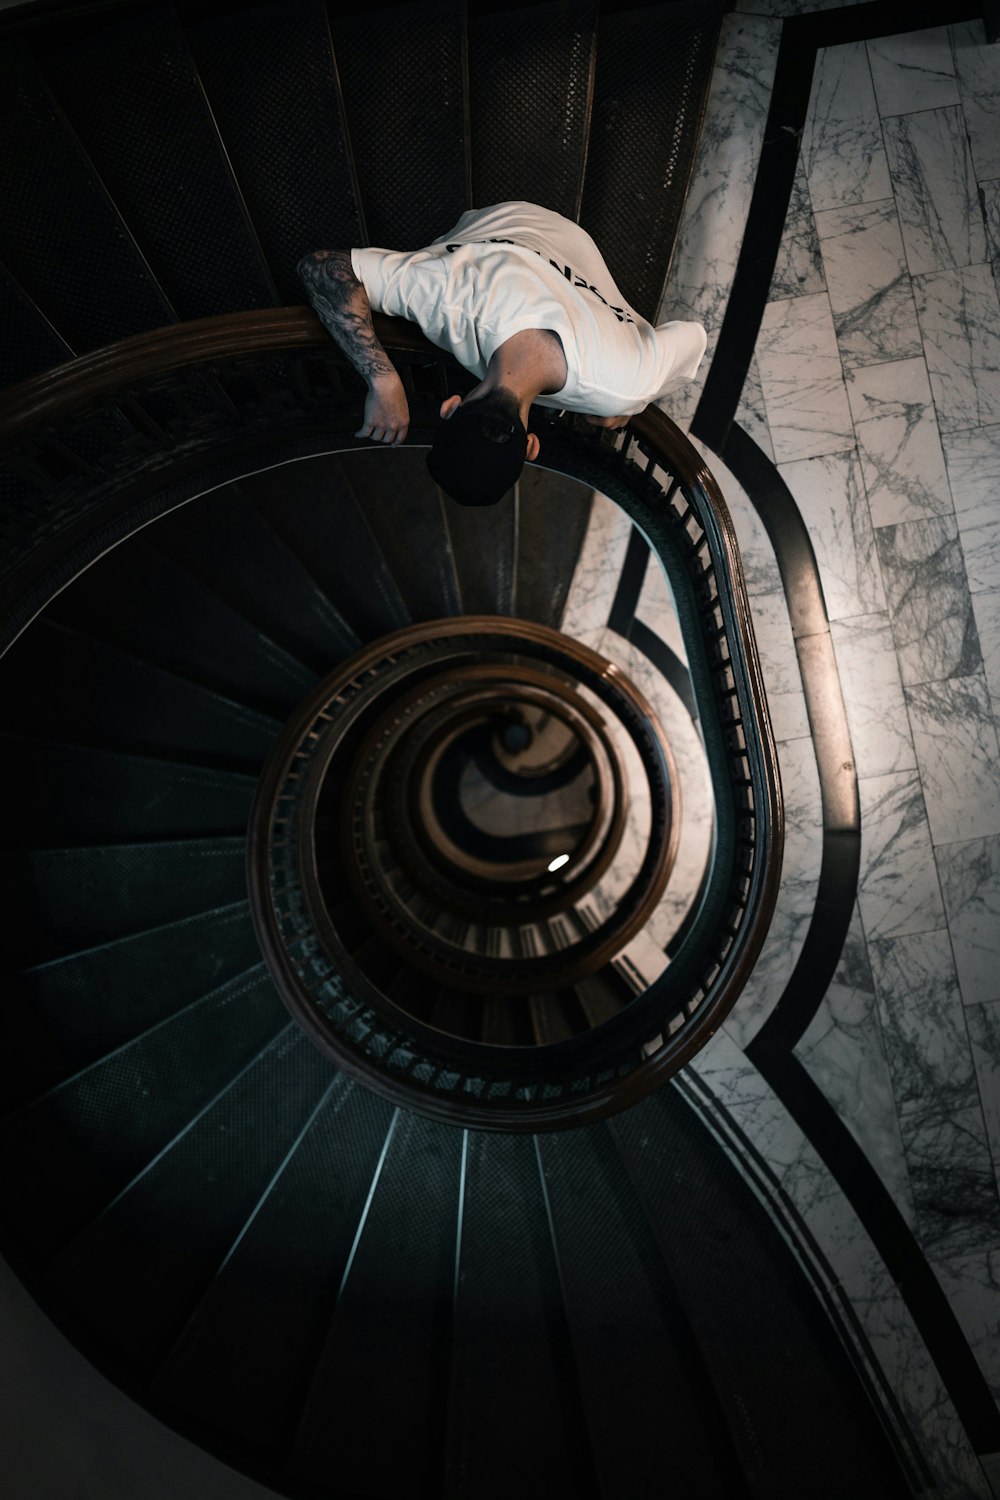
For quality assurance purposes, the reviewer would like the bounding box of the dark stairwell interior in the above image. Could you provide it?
[0,0,931,1495]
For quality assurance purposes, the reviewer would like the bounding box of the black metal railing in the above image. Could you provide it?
[0,310,783,1126]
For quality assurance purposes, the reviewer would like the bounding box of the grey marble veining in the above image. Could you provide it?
[857,769,946,940]
[984,179,1000,265]
[883,106,987,276]
[845,357,953,529]
[913,263,1000,434]
[795,902,915,1224]
[867,927,1000,1258]
[656,12,782,433]
[972,589,1000,733]
[929,1248,1000,1404]
[778,449,885,620]
[745,590,810,740]
[866,28,959,118]
[757,294,854,463]
[936,833,1000,1006]
[733,355,776,463]
[875,514,981,685]
[830,613,916,779]
[904,675,1000,846]
[814,198,922,367]
[634,548,689,665]
[942,423,1000,595]
[769,159,826,302]
[968,1000,1000,1191]
[803,42,892,212]
[950,20,1000,183]
[690,439,782,597]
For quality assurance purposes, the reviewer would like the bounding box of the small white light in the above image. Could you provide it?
[547,854,570,872]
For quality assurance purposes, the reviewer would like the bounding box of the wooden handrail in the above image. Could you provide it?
[0,308,437,440]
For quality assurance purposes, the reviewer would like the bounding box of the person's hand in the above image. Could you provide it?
[584,413,630,430]
[357,373,410,446]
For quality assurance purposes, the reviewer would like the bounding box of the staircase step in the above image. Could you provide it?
[610,1085,912,1498]
[516,464,593,628]
[0,733,256,845]
[45,1027,335,1372]
[0,41,174,351]
[288,1108,461,1494]
[37,10,278,320]
[47,539,318,718]
[151,483,361,671]
[536,1124,735,1497]
[0,964,286,1258]
[336,448,463,622]
[468,0,597,221]
[150,1075,394,1460]
[438,484,517,617]
[186,0,365,304]
[329,0,468,251]
[0,257,74,389]
[444,1130,587,1499]
[0,619,282,772]
[580,0,723,321]
[243,459,412,642]
[0,837,247,968]
[0,900,261,1109]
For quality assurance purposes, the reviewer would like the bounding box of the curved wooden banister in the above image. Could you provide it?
[0,308,435,439]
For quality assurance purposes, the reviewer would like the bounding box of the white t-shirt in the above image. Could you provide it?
[350,201,707,417]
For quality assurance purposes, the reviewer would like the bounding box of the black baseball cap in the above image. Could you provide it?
[426,399,530,507]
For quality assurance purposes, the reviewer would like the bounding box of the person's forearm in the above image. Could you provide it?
[296,250,397,387]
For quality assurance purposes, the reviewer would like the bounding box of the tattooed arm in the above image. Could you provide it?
[297,250,410,447]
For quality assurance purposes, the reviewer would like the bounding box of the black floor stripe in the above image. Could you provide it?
[687,0,1000,1460]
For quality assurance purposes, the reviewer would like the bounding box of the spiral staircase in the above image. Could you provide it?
[0,0,919,1494]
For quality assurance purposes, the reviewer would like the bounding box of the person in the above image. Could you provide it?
[297,201,706,506]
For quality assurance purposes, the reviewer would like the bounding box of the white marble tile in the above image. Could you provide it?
[866,28,959,117]
[972,589,1000,732]
[867,927,1000,1257]
[936,833,1000,1005]
[930,1248,1000,1405]
[733,355,775,464]
[875,514,981,686]
[795,903,915,1222]
[689,438,782,597]
[950,20,1000,182]
[967,1000,1000,1189]
[635,549,688,666]
[905,675,1000,846]
[803,42,893,212]
[558,490,633,647]
[942,424,1000,594]
[769,159,826,302]
[657,14,782,359]
[858,769,946,940]
[757,294,854,462]
[778,449,886,621]
[913,263,1000,434]
[814,198,922,367]
[845,357,953,528]
[883,107,987,275]
[830,613,916,778]
[742,593,810,741]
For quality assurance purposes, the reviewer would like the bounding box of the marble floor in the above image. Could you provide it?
[650,4,1000,1495]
